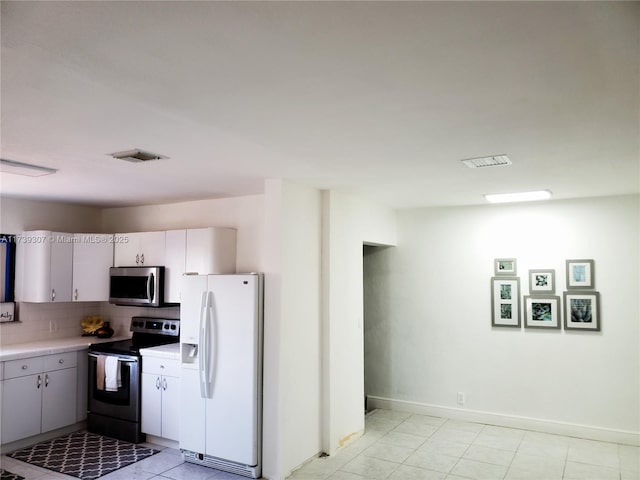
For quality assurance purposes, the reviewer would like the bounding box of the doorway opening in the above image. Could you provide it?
[363,244,392,415]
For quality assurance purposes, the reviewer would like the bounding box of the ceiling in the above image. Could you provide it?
[1,1,638,209]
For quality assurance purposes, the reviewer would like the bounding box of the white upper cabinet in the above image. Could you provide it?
[15,227,234,304]
[72,234,114,302]
[185,227,236,275]
[164,230,186,303]
[165,227,236,303]
[114,231,166,267]
[16,231,73,302]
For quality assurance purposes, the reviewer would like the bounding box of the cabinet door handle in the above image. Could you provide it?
[45,373,49,387]
[51,289,56,301]
[37,374,42,389]
[74,288,78,301]
[136,254,140,265]
[156,377,161,390]
[140,253,144,264]
[163,378,167,391]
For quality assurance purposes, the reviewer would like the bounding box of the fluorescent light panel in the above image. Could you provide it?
[0,159,57,177]
[484,190,552,203]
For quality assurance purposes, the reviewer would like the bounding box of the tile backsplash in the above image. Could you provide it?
[0,302,180,346]
[0,302,100,346]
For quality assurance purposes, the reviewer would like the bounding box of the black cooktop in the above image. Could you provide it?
[89,317,180,356]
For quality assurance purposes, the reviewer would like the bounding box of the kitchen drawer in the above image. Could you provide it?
[4,356,44,379]
[43,352,77,371]
[142,356,180,377]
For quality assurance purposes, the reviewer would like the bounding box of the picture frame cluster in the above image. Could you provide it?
[491,258,600,332]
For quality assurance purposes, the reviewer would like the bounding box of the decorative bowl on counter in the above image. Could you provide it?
[95,321,114,339]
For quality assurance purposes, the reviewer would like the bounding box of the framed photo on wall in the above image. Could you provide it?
[523,295,561,329]
[566,259,595,290]
[494,258,517,275]
[564,291,600,331]
[491,277,520,328]
[529,269,555,294]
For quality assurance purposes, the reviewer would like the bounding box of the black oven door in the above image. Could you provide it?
[88,352,140,422]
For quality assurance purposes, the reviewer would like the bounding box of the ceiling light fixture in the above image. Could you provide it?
[462,155,512,169]
[484,190,553,204]
[0,158,58,177]
[108,149,168,163]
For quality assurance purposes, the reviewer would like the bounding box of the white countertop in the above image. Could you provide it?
[139,343,180,359]
[0,336,130,362]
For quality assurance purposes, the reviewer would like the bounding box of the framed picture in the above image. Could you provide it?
[524,295,561,329]
[566,259,595,290]
[494,258,517,275]
[491,277,520,327]
[529,269,555,294]
[563,291,600,331]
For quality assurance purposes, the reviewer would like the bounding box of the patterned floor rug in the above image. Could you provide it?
[0,470,25,480]
[7,431,159,480]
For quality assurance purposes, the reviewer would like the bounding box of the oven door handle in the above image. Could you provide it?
[88,352,139,363]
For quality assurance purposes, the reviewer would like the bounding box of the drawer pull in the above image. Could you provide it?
[59,359,64,364]
[21,365,28,370]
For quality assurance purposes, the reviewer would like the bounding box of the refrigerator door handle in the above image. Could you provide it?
[198,290,209,398]
[207,293,216,388]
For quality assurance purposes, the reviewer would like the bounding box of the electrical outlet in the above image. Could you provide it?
[457,391,465,406]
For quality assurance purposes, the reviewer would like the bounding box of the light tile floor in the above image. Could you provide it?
[0,409,638,480]
[288,409,640,480]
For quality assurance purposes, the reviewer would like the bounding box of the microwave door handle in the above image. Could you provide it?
[148,272,155,303]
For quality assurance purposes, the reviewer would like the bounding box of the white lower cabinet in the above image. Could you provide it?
[1,352,77,444]
[141,356,179,441]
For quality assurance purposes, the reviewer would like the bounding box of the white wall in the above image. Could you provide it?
[101,195,264,273]
[364,195,639,444]
[262,180,322,479]
[322,190,397,454]
[0,196,102,234]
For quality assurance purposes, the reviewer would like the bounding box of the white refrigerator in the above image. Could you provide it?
[179,273,263,479]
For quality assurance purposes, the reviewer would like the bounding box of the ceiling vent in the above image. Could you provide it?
[461,155,512,169]
[109,149,168,163]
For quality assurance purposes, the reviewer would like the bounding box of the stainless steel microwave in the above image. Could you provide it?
[109,266,165,307]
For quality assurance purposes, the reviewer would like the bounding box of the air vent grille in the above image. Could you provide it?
[109,149,168,163]
[462,155,511,169]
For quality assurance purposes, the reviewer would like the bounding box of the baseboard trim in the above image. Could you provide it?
[144,434,179,449]
[367,396,640,446]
